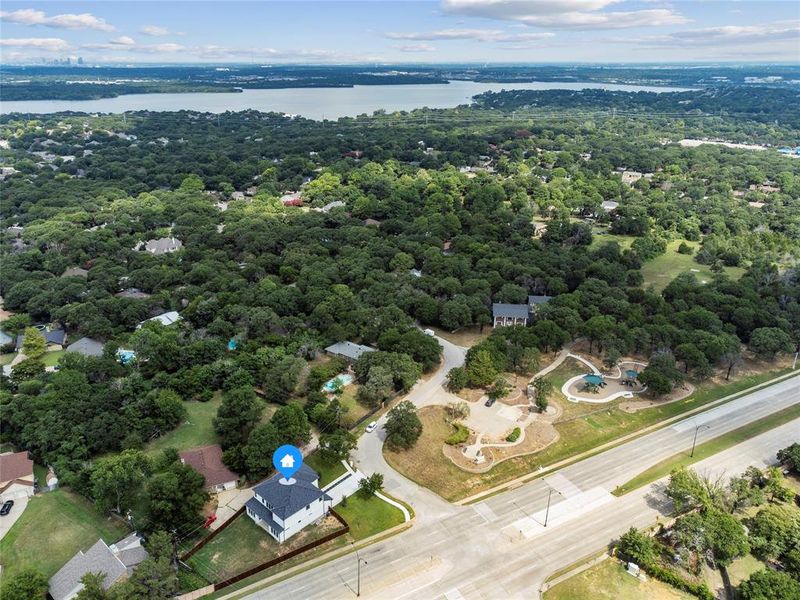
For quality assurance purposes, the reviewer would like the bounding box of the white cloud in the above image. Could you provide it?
[0,8,114,31]
[140,25,170,36]
[386,28,554,42]
[440,0,688,29]
[392,43,438,52]
[110,36,136,46]
[0,37,72,52]
[620,20,800,47]
[81,39,185,54]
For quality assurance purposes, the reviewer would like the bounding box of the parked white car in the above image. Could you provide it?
[423,328,435,336]
[365,421,378,433]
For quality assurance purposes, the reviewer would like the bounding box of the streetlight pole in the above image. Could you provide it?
[352,543,367,597]
[690,424,710,457]
[544,489,553,527]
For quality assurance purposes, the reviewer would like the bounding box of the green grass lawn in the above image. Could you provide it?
[0,490,127,579]
[544,558,692,600]
[0,353,15,365]
[145,395,223,456]
[589,231,636,251]
[612,402,800,495]
[335,493,406,540]
[640,240,744,292]
[304,452,347,487]
[337,387,371,428]
[42,349,66,367]
[722,554,766,589]
[187,508,345,583]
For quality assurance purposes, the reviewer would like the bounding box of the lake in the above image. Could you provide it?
[0,80,691,119]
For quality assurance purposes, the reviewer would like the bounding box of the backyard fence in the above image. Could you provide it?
[180,505,246,561]
[212,508,349,591]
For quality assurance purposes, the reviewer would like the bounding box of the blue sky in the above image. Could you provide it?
[1,1,798,63]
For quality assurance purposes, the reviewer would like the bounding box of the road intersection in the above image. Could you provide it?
[237,362,799,600]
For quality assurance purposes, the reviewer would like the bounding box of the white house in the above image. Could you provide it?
[137,311,182,329]
[246,464,332,543]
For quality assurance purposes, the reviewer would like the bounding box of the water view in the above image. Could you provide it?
[0,79,691,118]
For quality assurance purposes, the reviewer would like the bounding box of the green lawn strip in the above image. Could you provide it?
[588,232,636,251]
[335,493,405,540]
[33,462,48,487]
[0,353,15,365]
[145,394,222,456]
[0,490,127,579]
[543,556,693,600]
[304,452,347,487]
[613,402,800,496]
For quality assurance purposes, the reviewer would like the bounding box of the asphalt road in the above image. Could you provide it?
[239,373,799,600]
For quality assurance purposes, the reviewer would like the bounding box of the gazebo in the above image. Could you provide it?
[583,374,604,386]
[624,369,639,381]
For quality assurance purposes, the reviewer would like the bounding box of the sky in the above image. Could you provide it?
[0,1,798,64]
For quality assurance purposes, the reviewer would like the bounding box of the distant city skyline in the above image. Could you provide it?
[1,1,798,64]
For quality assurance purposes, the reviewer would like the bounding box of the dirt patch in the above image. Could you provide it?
[618,383,695,413]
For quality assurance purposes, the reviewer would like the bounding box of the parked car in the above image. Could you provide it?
[485,397,496,407]
[423,329,435,336]
[365,421,378,433]
[0,500,14,516]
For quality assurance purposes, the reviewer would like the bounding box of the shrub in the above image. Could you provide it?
[445,423,469,445]
[506,427,521,442]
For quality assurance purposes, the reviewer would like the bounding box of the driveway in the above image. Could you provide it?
[0,494,28,541]
[351,335,467,524]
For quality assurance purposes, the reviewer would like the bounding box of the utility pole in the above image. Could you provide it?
[691,424,711,457]
[352,543,367,597]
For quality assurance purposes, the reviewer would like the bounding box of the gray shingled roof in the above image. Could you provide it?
[252,465,330,520]
[49,540,127,600]
[66,337,105,357]
[528,295,553,305]
[15,329,66,351]
[492,303,530,319]
[324,341,375,361]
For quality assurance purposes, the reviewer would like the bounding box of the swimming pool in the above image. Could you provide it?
[323,373,354,392]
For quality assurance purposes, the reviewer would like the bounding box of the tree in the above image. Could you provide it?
[76,573,110,600]
[763,466,793,503]
[739,569,800,600]
[637,368,673,396]
[530,377,553,412]
[616,527,657,567]
[487,376,510,401]
[748,504,800,560]
[445,367,468,393]
[674,509,749,567]
[144,457,208,533]
[666,467,716,513]
[445,401,470,421]
[319,429,357,463]
[20,327,46,359]
[749,327,794,359]
[269,403,311,446]
[728,475,765,513]
[384,400,423,449]
[777,443,800,473]
[214,386,264,449]
[466,349,498,388]
[358,473,384,498]
[582,315,616,354]
[244,423,282,478]
[113,532,179,599]
[1,568,48,600]
[91,449,151,514]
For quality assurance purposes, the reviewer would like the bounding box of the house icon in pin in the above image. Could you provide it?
[280,454,295,469]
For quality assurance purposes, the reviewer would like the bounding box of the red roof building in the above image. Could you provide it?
[179,445,239,493]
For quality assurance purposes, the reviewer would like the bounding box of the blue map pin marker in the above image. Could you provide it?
[273,444,302,483]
